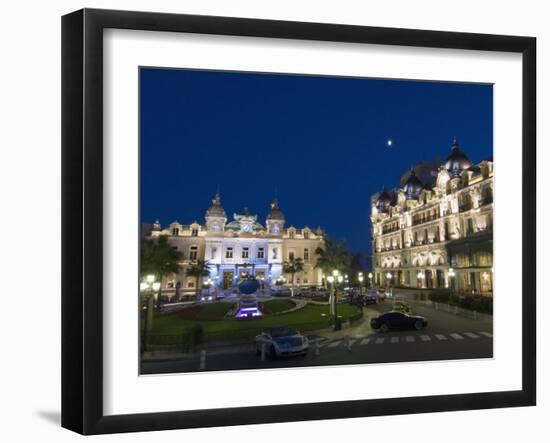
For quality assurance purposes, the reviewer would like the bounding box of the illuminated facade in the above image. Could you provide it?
[148,195,325,294]
[371,139,493,295]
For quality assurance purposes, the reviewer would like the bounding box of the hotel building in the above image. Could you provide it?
[371,139,494,295]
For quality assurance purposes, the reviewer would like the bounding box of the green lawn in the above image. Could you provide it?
[148,302,361,344]
[259,299,296,314]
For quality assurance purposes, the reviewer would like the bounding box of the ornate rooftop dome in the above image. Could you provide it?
[376,186,392,212]
[205,193,227,219]
[445,138,472,178]
[402,168,423,200]
[266,199,285,221]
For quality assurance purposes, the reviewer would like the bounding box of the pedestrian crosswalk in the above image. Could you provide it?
[321,331,492,350]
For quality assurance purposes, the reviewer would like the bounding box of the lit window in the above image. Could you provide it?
[242,247,249,259]
[187,281,195,288]
[226,247,233,259]
[257,247,264,259]
[189,246,198,261]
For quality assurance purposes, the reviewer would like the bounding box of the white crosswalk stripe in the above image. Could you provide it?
[320,331,489,349]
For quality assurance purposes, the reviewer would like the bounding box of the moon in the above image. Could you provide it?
[386,139,393,147]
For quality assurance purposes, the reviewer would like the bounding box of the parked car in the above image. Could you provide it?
[272,288,292,297]
[364,288,378,304]
[370,311,428,332]
[255,326,309,358]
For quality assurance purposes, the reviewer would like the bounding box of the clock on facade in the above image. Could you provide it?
[271,224,280,233]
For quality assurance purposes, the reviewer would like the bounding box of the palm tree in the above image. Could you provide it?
[315,237,350,327]
[315,237,350,285]
[141,235,181,310]
[186,259,211,299]
[283,257,304,297]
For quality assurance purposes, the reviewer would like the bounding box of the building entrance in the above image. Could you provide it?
[223,271,234,289]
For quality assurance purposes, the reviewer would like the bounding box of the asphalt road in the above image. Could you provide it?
[141,291,493,375]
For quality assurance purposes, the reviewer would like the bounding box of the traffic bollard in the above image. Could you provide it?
[199,349,206,370]
[261,343,266,361]
[345,336,352,352]
[315,340,320,356]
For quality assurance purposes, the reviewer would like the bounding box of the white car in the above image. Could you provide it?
[255,326,309,358]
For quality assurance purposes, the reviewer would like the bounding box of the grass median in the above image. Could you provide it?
[147,301,361,345]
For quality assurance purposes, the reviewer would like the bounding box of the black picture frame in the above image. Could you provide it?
[62,8,536,435]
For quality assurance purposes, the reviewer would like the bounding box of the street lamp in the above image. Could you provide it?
[386,272,393,297]
[140,275,159,354]
[358,272,364,295]
[448,268,456,296]
[329,270,342,331]
[368,272,373,288]
[202,277,214,300]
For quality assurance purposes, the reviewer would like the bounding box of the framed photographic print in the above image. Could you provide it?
[62,8,536,435]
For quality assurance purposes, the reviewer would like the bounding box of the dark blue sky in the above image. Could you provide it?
[140,68,492,256]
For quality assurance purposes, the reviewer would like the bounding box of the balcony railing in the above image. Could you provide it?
[381,225,400,234]
[412,214,439,226]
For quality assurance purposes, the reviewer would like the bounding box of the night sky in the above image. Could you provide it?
[140,68,493,256]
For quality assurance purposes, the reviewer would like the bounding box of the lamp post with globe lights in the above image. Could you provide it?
[327,269,343,330]
[448,268,456,297]
[203,277,214,300]
[368,272,373,288]
[140,274,161,354]
[358,272,364,295]
[386,272,393,298]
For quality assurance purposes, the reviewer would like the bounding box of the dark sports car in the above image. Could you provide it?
[371,311,428,332]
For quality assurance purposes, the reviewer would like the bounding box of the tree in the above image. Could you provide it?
[315,237,351,328]
[348,253,363,285]
[314,237,350,285]
[185,259,211,299]
[140,235,181,310]
[283,256,304,297]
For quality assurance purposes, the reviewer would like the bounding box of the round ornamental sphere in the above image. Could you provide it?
[238,277,260,294]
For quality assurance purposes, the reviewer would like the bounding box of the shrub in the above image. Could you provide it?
[429,289,451,303]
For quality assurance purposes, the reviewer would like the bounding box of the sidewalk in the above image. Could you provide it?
[309,306,379,341]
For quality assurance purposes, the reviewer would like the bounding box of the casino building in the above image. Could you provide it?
[147,195,325,295]
[371,139,494,295]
